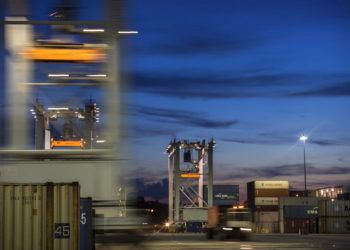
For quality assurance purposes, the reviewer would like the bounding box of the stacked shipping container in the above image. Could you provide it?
[279,197,320,233]
[318,200,350,233]
[0,183,80,250]
[247,181,289,233]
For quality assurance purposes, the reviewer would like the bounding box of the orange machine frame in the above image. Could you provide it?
[20,47,105,62]
[180,173,200,179]
[51,139,84,149]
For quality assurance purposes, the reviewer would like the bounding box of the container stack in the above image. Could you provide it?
[318,200,350,233]
[247,180,289,233]
[0,182,80,250]
[279,197,320,233]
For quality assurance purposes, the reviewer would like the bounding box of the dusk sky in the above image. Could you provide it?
[126,0,350,197]
[2,0,350,200]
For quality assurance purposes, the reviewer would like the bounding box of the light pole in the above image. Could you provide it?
[299,134,308,197]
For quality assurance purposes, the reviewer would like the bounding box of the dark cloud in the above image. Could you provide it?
[218,164,350,180]
[288,82,350,97]
[134,126,178,138]
[134,178,168,201]
[221,131,297,145]
[131,70,350,99]
[135,105,239,129]
[132,71,307,99]
[138,33,263,56]
[309,139,349,147]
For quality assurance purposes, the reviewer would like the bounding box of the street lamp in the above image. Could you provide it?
[299,134,308,197]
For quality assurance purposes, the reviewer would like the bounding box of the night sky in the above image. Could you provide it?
[2,0,350,200]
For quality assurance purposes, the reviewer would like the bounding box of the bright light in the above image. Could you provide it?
[165,222,170,227]
[299,135,308,142]
[30,109,34,112]
[240,227,252,232]
[47,107,69,111]
[48,74,69,78]
[222,227,233,231]
[118,30,139,34]
[96,140,106,143]
[86,74,107,77]
[83,28,105,33]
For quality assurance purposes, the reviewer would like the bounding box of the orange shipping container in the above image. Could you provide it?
[255,189,289,197]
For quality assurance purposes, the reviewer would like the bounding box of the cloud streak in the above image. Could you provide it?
[131,71,350,99]
[217,164,350,180]
[137,33,264,56]
[288,82,350,97]
[134,105,239,129]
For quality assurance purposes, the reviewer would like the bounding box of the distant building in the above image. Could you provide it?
[204,185,239,206]
[313,186,343,199]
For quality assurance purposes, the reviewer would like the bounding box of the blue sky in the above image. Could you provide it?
[126,0,350,195]
[1,0,350,199]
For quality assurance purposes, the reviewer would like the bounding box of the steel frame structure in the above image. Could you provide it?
[166,139,215,223]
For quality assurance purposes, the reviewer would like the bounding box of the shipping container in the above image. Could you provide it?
[284,206,318,219]
[279,197,320,207]
[182,207,208,221]
[255,222,279,233]
[186,221,203,233]
[318,200,350,217]
[0,183,80,250]
[207,207,219,227]
[255,189,289,197]
[283,219,317,233]
[319,217,350,233]
[255,197,278,206]
[204,185,239,206]
[254,205,279,212]
[253,181,289,190]
[254,211,278,222]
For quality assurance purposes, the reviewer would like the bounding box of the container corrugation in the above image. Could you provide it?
[254,222,279,233]
[255,189,289,197]
[255,197,278,206]
[279,197,321,206]
[0,182,80,250]
[319,217,350,233]
[254,181,289,190]
[283,219,317,233]
[254,211,278,223]
[284,206,318,219]
[254,205,279,212]
[318,200,350,217]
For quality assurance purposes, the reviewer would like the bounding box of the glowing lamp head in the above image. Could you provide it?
[165,222,170,227]
[299,135,308,142]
